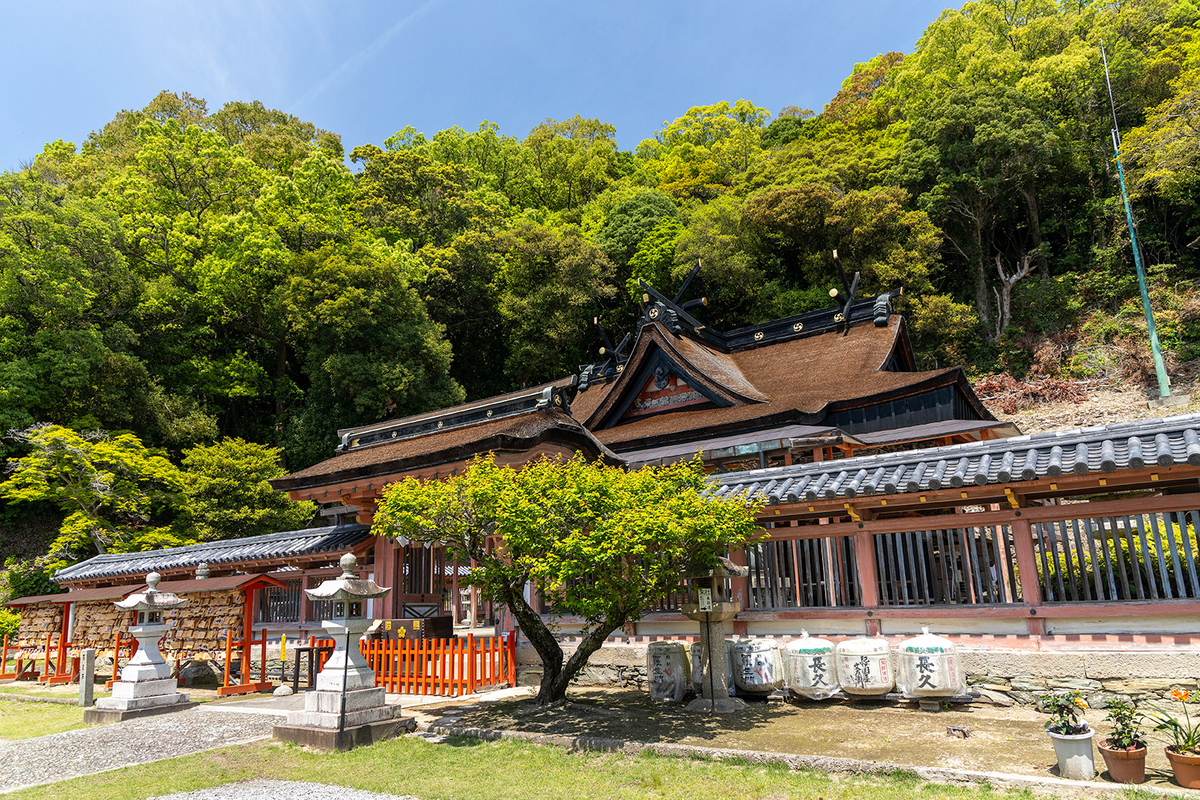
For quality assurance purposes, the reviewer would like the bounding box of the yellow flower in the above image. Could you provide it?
[1075,698,1089,709]
[1172,688,1192,703]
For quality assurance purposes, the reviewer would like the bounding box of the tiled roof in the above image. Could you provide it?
[706,413,1200,504]
[53,525,372,585]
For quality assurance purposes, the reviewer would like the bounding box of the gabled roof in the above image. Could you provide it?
[707,413,1200,504]
[579,316,993,452]
[53,525,372,585]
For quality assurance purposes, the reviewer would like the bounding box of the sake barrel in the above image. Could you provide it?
[835,636,894,696]
[690,639,736,696]
[646,641,691,702]
[785,630,839,700]
[895,627,964,698]
[732,638,785,694]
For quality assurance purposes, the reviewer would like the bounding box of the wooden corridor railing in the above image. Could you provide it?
[311,633,517,697]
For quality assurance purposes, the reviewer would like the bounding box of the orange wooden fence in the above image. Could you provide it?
[0,634,34,680]
[312,633,516,697]
[40,632,78,685]
[220,628,273,696]
[106,630,138,688]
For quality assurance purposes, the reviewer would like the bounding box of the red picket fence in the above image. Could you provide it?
[220,628,273,696]
[40,632,78,684]
[313,633,516,697]
[0,634,35,680]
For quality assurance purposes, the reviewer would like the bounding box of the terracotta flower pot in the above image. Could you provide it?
[1166,746,1200,789]
[1097,740,1146,784]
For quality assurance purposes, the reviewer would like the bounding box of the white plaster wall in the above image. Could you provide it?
[879,617,1028,636]
[746,619,869,637]
[1045,615,1200,635]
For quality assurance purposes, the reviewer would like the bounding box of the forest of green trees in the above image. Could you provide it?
[2,0,1200,595]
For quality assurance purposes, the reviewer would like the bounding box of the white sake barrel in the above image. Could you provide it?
[785,630,839,700]
[691,639,736,696]
[896,627,964,698]
[835,636,894,696]
[732,639,785,694]
[646,641,691,702]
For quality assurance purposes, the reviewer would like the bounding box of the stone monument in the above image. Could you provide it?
[85,572,196,723]
[273,553,414,750]
[681,557,747,713]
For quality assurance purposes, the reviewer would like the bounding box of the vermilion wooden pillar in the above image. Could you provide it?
[1010,516,1046,634]
[854,530,882,635]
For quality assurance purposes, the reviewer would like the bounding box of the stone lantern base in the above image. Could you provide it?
[271,616,414,750]
[85,693,198,725]
[273,687,415,750]
[272,714,416,752]
[85,621,197,723]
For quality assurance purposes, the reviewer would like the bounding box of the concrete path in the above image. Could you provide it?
[204,687,530,717]
[0,706,274,795]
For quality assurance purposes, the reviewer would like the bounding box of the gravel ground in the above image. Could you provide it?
[0,707,274,793]
[149,780,419,800]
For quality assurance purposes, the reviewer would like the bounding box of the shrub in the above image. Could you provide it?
[1036,516,1196,601]
[0,608,16,642]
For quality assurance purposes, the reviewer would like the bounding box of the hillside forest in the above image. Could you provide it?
[3,0,1200,605]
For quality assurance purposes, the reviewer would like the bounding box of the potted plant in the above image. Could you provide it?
[1041,690,1095,781]
[1146,689,1200,788]
[1097,698,1146,784]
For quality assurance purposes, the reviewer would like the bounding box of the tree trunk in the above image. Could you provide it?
[274,338,288,457]
[1019,180,1048,278]
[498,582,564,705]
[972,218,994,340]
[546,618,624,702]
[993,254,1033,338]
[498,581,627,706]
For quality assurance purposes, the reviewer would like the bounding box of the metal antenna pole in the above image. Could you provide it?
[1101,42,1172,401]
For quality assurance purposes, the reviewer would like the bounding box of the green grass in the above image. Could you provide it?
[0,683,111,701]
[20,734,1043,800]
[0,700,88,740]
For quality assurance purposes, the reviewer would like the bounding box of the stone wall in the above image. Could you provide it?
[16,602,62,650]
[528,638,1200,708]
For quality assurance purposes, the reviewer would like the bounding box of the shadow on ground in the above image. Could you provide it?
[432,688,1184,789]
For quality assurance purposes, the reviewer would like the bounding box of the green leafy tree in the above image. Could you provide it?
[627,217,685,299]
[374,455,761,706]
[282,241,464,468]
[593,189,678,267]
[895,85,1058,336]
[496,221,618,386]
[0,425,189,569]
[518,116,624,211]
[641,100,770,199]
[180,438,315,542]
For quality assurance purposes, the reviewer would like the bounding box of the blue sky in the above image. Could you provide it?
[0,1,952,172]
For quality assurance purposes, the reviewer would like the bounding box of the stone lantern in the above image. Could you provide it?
[680,557,747,713]
[86,572,196,723]
[273,553,413,750]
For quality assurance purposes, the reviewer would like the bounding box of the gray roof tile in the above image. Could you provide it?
[706,412,1200,502]
[54,525,372,584]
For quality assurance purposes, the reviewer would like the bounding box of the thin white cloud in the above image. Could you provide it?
[289,0,440,112]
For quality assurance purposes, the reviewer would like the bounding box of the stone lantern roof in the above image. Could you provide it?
[305,554,391,604]
[114,572,186,612]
